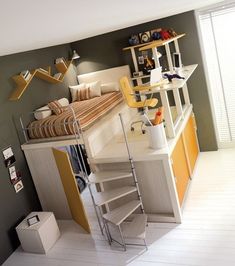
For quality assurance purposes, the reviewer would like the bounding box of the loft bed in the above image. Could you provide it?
[20,65,137,157]
[20,65,138,233]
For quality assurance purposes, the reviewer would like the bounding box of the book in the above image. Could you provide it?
[39,68,49,74]
[20,70,29,78]
[53,73,62,80]
[24,72,32,81]
[55,57,66,64]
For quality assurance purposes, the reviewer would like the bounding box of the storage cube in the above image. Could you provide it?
[16,212,60,254]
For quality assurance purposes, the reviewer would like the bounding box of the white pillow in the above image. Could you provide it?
[34,105,52,120]
[86,80,101,98]
[69,81,101,101]
[69,84,86,102]
[101,82,119,94]
[58,97,69,107]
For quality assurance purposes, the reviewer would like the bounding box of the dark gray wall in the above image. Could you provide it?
[0,44,77,264]
[71,11,217,151]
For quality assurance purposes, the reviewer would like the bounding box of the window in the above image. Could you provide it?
[198,3,235,147]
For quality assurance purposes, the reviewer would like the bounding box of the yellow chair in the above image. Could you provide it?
[119,76,158,109]
[119,76,158,131]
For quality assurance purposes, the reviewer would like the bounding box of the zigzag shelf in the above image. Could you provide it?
[9,60,73,101]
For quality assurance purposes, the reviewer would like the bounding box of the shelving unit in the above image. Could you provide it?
[123,33,197,139]
[123,34,185,85]
[9,60,73,101]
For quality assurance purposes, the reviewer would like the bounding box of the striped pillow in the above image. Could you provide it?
[77,86,91,101]
[48,100,64,115]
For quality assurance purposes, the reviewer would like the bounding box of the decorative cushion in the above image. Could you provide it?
[69,81,101,102]
[69,84,86,102]
[86,81,101,98]
[101,82,119,94]
[48,100,64,115]
[34,105,52,120]
[57,97,69,107]
[77,86,91,101]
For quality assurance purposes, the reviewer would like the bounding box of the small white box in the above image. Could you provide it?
[16,212,60,254]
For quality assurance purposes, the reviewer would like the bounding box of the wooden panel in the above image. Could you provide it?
[171,135,190,205]
[24,148,72,219]
[183,114,199,173]
[52,148,90,233]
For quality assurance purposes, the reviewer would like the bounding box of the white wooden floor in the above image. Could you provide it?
[4,149,235,266]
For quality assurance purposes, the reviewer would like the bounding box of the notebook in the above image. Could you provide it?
[150,67,162,85]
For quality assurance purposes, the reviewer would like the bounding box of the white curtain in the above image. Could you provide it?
[199,4,235,147]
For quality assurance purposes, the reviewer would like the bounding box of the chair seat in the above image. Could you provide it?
[134,98,158,108]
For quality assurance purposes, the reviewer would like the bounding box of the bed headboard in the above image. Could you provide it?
[77,65,131,84]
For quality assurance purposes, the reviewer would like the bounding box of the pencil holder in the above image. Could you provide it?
[146,123,167,149]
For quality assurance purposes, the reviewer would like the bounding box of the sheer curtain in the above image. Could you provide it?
[198,4,235,147]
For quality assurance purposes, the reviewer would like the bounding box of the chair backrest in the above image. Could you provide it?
[119,76,137,108]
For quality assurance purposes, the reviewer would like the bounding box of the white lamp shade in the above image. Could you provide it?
[72,50,80,60]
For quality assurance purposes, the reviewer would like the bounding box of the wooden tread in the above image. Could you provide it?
[121,214,147,239]
[88,171,132,184]
[93,186,137,207]
[103,200,141,225]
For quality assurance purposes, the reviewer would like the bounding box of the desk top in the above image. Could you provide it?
[90,105,193,164]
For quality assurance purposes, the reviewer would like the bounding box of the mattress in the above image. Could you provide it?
[28,92,123,139]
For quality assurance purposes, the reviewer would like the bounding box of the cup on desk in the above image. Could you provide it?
[146,122,167,149]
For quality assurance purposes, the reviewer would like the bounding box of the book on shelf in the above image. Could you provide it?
[53,73,62,80]
[20,70,29,78]
[38,68,49,74]
[20,70,31,81]
[24,73,32,81]
[55,57,67,66]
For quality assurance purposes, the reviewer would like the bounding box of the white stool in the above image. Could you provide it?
[16,212,60,254]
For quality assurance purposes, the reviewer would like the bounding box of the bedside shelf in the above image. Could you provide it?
[9,60,73,101]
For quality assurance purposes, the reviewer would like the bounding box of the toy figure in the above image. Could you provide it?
[168,28,177,37]
[160,29,171,40]
[163,73,185,82]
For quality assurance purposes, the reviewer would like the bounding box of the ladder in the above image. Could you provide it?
[87,113,147,250]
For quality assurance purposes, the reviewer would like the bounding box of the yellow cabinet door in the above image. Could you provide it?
[183,114,199,174]
[171,135,190,206]
[52,148,91,233]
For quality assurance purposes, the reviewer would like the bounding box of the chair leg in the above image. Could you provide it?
[130,121,144,132]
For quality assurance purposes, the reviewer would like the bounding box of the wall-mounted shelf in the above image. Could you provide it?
[9,60,73,101]
[123,34,185,51]
[123,33,186,86]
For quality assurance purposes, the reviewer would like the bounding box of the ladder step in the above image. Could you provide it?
[88,171,132,184]
[103,200,141,225]
[121,214,147,239]
[93,186,137,207]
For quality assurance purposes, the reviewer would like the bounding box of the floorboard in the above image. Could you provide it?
[4,149,235,266]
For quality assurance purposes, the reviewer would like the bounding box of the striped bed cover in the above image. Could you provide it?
[28,92,123,139]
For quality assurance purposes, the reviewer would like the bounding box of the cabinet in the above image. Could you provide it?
[182,114,199,174]
[171,113,199,205]
[22,141,91,233]
[9,60,73,101]
[53,148,90,233]
[171,135,190,206]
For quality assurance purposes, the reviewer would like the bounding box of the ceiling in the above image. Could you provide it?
[0,0,223,56]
